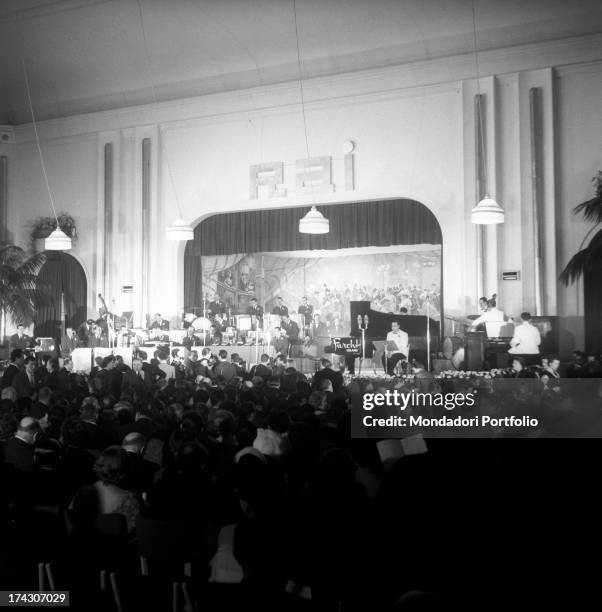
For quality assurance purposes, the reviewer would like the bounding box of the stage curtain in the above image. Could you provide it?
[184,198,441,309]
[36,252,87,339]
[189,198,441,256]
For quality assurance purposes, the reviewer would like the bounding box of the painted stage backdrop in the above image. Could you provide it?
[199,246,441,328]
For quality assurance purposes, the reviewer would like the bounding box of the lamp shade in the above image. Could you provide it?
[299,206,329,234]
[166,217,194,241]
[471,196,505,225]
[44,227,72,250]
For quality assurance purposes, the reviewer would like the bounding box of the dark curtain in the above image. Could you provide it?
[36,252,87,340]
[184,198,441,309]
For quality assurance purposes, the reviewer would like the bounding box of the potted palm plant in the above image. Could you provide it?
[0,245,48,352]
[30,213,77,252]
[559,171,602,285]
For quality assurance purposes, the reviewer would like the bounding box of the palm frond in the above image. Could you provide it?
[573,196,602,223]
[559,250,590,285]
[560,231,602,285]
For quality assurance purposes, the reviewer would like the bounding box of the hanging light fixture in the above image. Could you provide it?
[293,0,329,235]
[136,0,193,241]
[166,217,194,241]
[21,59,72,250]
[470,0,504,226]
[299,206,329,234]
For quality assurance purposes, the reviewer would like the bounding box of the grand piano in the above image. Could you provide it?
[327,301,440,368]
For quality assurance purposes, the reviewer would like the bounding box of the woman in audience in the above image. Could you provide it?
[70,445,141,532]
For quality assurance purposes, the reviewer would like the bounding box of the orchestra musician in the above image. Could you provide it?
[77,319,95,347]
[150,313,170,332]
[246,297,263,329]
[383,321,409,376]
[60,327,79,357]
[508,312,541,366]
[88,323,109,348]
[9,324,34,352]
[308,313,328,339]
[281,314,300,356]
[468,296,506,331]
[208,294,227,317]
[271,296,289,317]
[298,296,313,328]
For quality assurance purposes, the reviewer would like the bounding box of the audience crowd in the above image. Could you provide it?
[0,345,601,611]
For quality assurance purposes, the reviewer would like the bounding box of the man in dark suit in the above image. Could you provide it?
[271,296,289,317]
[13,357,38,398]
[298,296,314,327]
[281,314,300,356]
[208,294,227,317]
[9,324,34,352]
[150,313,170,331]
[250,354,272,381]
[2,417,41,471]
[312,358,344,392]
[213,349,237,383]
[122,358,152,395]
[77,319,95,347]
[60,327,79,357]
[121,432,158,491]
[246,297,263,326]
[1,349,24,389]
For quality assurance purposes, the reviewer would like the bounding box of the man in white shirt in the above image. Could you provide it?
[469,298,506,331]
[382,321,409,376]
[508,312,541,365]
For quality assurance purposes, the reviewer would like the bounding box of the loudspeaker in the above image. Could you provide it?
[466,331,486,371]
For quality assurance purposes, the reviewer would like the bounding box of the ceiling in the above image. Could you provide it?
[1,0,602,124]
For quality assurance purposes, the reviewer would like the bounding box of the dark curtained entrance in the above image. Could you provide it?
[36,252,87,340]
[184,198,442,311]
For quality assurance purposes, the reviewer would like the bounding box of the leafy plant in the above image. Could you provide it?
[0,245,49,340]
[559,171,602,285]
[30,213,77,241]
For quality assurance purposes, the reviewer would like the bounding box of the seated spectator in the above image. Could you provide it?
[70,446,141,532]
[3,417,41,472]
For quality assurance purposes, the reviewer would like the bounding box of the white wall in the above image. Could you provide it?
[6,37,602,355]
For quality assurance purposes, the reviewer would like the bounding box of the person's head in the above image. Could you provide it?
[80,396,100,422]
[282,314,290,322]
[512,357,525,372]
[190,350,198,362]
[275,354,286,366]
[548,355,560,372]
[400,307,408,315]
[93,446,128,486]
[250,298,257,306]
[487,298,497,309]
[218,349,228,361]
[16,323,25,335]
[277,296,283,304]
[66,327,74,337]
[34,438,62,470]
[210,325,218,334]
[1,387,17,402]
[302,296,308,304]
[187,326,195,336]
[541,356,549,368]
[320,358,332,370]
[313,313,320,322]
[24,357,36,375]
[479,297,488,310]
[38,386,52,406]
[46,357,59,373]
[122,432,146,455]
[10,349,24,365]
[102,356,116,370]
[132,358,143,373]
[260,353,270,364]
[16,416,41,445]
[154,313,162,321]
[521,312,532,322]
[391,321,400,332]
